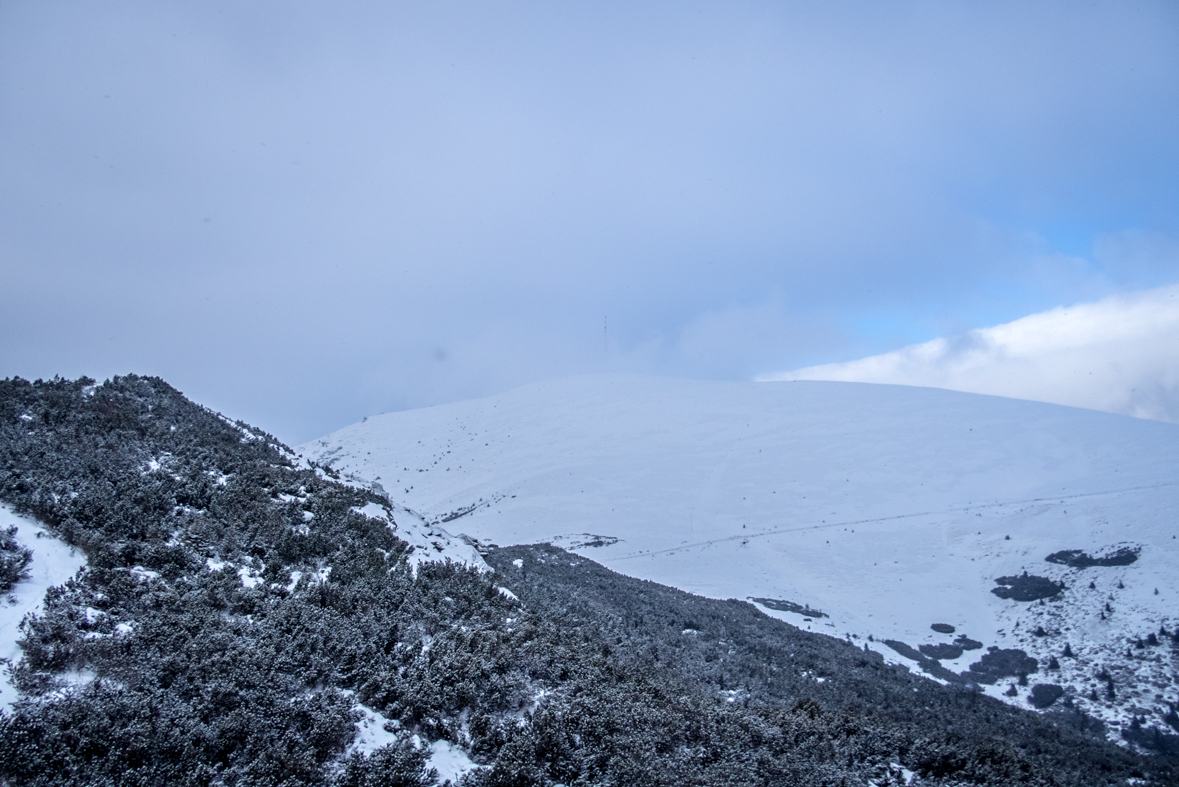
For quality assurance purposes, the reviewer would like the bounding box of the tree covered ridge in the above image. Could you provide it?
[0,375,517,786]
[0,375,1170,786]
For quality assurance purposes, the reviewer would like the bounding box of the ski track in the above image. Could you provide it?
[616,482,1179,561]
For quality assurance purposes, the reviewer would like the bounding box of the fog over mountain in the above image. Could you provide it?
[2,1,1178,443]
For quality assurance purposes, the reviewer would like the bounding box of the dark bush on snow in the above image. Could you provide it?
[0,524,32,593]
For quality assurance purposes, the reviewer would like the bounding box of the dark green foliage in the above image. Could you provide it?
[0,524,32,593]
[337,746,433,787]
[1028,684,1064,709]
[486,544,1172,785]
[882,639,965,684]
[1045,548,1139,568]
[920,643,964,661]
[961,648,1038,685]
[1125,717,1179,757]
[0,376,456,785]
[0,375,1174,786]
[955,635,984,651]
[991,574,1064,602]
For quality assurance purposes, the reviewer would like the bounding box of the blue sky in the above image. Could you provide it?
[2,0,1177,442]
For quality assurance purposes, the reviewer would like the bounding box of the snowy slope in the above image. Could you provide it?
[299,375,1179,739]
[351,500,487,573]
[1,504,88,712]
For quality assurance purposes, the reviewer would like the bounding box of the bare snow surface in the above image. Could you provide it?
[349,701,483,784]
[301,375,1179,738]
[350,501,487,573]
[427,739,483,785]
[1,504,87,712]
[349,702,402,755]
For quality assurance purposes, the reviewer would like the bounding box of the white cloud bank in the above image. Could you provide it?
[759,285,1179,423]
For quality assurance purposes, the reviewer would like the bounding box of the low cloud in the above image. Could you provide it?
[4,2,1179,441]
[760,285,1179,423]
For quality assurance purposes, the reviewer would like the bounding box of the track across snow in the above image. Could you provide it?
[613,481,1179,561]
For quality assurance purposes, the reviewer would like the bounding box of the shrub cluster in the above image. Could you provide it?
[0,524,33,594]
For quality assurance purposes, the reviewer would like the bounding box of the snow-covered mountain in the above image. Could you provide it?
[300,375,1179,738]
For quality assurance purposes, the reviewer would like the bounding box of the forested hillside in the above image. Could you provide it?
[0,376,1171,786]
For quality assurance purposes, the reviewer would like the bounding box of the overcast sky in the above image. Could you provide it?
[763,284,1179,423]
[3,1,1178,443]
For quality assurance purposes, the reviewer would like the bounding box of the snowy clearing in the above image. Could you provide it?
[428,739,484,785]
[351,500,488,573]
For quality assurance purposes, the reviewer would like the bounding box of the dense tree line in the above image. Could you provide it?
[0,376,1173,786]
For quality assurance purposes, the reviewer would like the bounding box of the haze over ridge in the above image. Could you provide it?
[2,0,1177,443]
